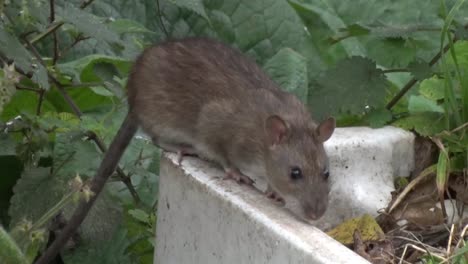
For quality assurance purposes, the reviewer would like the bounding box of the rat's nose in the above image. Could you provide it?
[303,201,327,220]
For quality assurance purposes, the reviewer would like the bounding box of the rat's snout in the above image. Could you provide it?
[302,192,329,220]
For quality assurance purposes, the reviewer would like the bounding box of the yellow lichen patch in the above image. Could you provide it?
[326,214,384,245]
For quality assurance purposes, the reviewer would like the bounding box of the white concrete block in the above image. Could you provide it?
[314,126,415,229]
[154,126,414,264]
[155,153,369,264]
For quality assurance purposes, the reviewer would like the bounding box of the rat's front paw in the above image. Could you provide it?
[223,168,255,185]
[265,185,285,205]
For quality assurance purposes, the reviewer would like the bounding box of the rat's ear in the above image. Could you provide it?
[265,115,288,145]
[316,117,335,142]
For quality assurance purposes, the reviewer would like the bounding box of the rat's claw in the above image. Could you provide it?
[265,186,285,204]
[176,150,185,165]
[223,168,255,185]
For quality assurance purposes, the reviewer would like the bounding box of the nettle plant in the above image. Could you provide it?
[0,0,467,263]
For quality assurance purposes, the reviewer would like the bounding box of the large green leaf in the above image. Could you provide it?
[408,95,444,113]
[392,112,445,136]
[63,224,134,264]
[263,48,308,102]
[8,167,64,226]
[308,56,388,118]
[168,0,210,22]
[287,0,366,57]
[53,132,101,178]
[419,77,445,101]
[0,24,49,89]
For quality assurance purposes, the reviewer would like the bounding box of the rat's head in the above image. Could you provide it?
[263,115,335,221]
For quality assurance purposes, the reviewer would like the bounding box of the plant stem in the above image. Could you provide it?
[386,39,454,110]
[381,68,410,74]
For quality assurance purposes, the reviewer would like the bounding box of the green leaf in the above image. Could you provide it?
[108,19,156,35]
[53,132,101,178]
[309,56,388,118]
[408,95,444,113]
[287,0,366,57]
[63,223,133,264]
[408,60,433,80]
[8,167,65,226]
[0,24,49,89]
[366,37,417,68]
[419,77,445,100]
[56,3,121,50]
[57,54,131,83]
[392,112,445,136]
[365,108,392,128]
[263,48,308,102]
[330,24,370,42]
[168,0,210,22]
[128,209,149,223]
[0,226,28,264]
[436,150,448,192]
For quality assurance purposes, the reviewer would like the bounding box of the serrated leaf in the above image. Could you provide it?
[366,37,417,67]
[419,77,445,100]
[263,48,308,102]
[287,0,366,57]
[408,95,444,113]
[8,167,65,226]
[309,56,388,118]
[168,0,210,22]
[53,132,101,178]
[56,3,121,50]
[365,108,392,128]
[408,60,433,80]
[392,112,445,136]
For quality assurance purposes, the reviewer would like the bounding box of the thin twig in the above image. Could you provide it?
[62,82,102,88]
[156,0,169,37]
[49,0,59,64]
[36,89,45,115]
[15,84,41,93]
[80,0,95,9]
[386,38,454,110]
[382,68,410,74]
[388,164,437,213]
[447,224,455,256]
[29,21,64,44]
[57,34,90,60]
[86,131,141,204]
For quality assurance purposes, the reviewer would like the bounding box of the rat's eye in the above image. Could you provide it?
[323,168,330,180]
[290,166,303,180]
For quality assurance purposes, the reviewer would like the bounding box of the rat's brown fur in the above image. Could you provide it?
[126,37,335,220]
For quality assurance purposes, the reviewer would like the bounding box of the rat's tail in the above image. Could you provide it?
[35,112,138,264]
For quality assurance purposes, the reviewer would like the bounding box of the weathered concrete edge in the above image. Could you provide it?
[157,152,370,263]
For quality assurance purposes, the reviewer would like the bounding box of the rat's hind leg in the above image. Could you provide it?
[151,137,197,165]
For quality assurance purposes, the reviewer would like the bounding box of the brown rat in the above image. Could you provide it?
[127,37,335,220]
[36,37,335,264]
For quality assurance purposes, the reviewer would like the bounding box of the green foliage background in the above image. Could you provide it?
[0,0,467,263]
